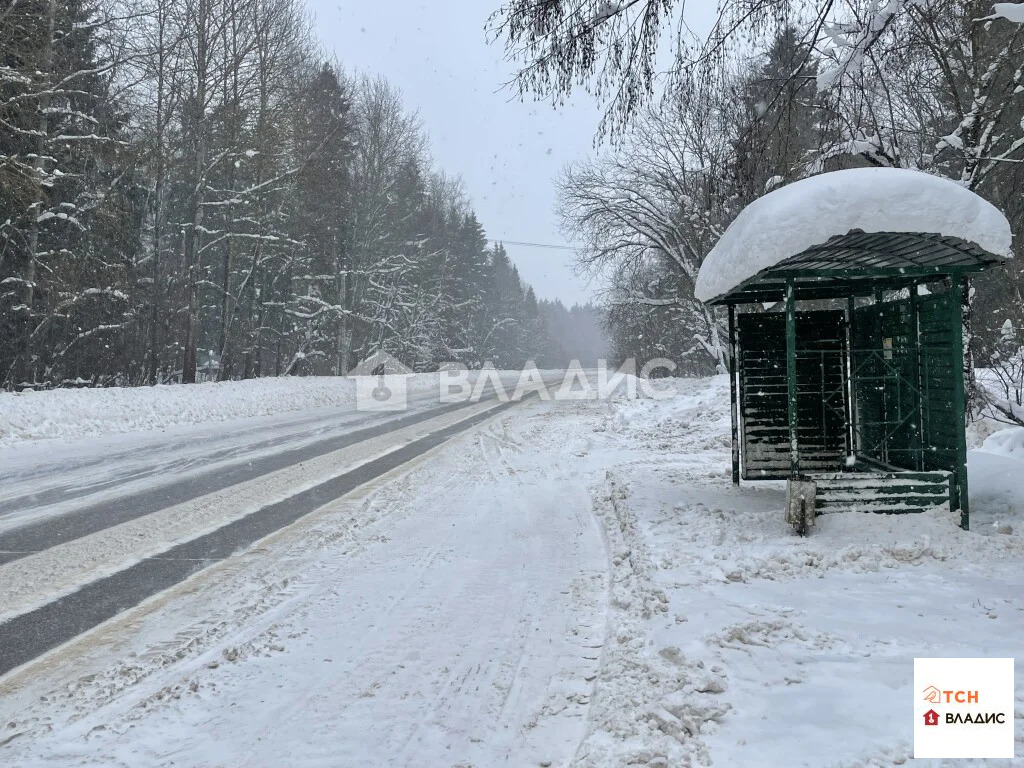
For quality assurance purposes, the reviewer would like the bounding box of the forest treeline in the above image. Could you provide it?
[0,0,595,389]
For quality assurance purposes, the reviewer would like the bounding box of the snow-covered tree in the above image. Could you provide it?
[1,0,551,389]
[556,72,760,373]
[490,0,935,138]
[0,0,139,387]
[983,318,1024,425]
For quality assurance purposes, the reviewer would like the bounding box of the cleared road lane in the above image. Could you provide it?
[0,373,564,679]
[0,395,529,676]
[0,396,485,561]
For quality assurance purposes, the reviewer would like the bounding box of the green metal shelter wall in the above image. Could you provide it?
[851,299,920,467]
[918,293,961,474]
[738,311,847,479]
[851,292,960,476]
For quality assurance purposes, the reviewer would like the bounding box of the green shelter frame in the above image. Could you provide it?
[702,230,1006,531]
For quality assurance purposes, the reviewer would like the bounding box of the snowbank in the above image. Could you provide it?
[695,168,1013,303]
[979,425,1024,459]
[0,369,655,447]
[972,422,1024,531]
[0,375,446,446]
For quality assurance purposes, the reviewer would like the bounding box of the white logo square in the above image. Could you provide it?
[914,657,1015,758]
[354,374,408,411]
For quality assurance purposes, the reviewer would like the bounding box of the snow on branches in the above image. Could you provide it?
[981,3,1024,23]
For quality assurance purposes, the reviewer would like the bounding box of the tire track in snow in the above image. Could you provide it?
[571,470,731,768]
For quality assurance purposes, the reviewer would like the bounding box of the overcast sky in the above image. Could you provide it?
[300,1,608,305]
[307,2,713,306]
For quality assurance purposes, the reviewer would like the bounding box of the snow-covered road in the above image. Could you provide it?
[68,414,604,767]
[0,373,559,673]
[1,398,614,767]
[0,380,514,533]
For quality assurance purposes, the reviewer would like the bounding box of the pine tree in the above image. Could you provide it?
[732,25,821,202]
[0,0,138,387]
[285,63,356,375]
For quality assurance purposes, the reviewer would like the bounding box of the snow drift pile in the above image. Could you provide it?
[0,375,440,445]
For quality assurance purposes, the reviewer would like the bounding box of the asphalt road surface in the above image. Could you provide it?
[0,375,544,677]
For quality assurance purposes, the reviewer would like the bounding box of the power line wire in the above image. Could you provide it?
[491,238,577,251]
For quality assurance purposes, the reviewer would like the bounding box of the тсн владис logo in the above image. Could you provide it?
[913,658,1014,758]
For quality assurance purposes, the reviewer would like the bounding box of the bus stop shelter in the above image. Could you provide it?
[695,168,1013,530]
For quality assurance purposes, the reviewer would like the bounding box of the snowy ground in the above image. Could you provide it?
[1,375,1022,766]
[585,378,1024,767]
[0,372,498,446]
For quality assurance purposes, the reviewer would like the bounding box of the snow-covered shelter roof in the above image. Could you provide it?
[695,168,1013,305]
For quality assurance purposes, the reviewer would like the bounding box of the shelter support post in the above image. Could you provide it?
[785,282,799,477]
[908,287,924,471]
[728,304,740,485]
[950,278,970,530]
[845,295,856,461]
